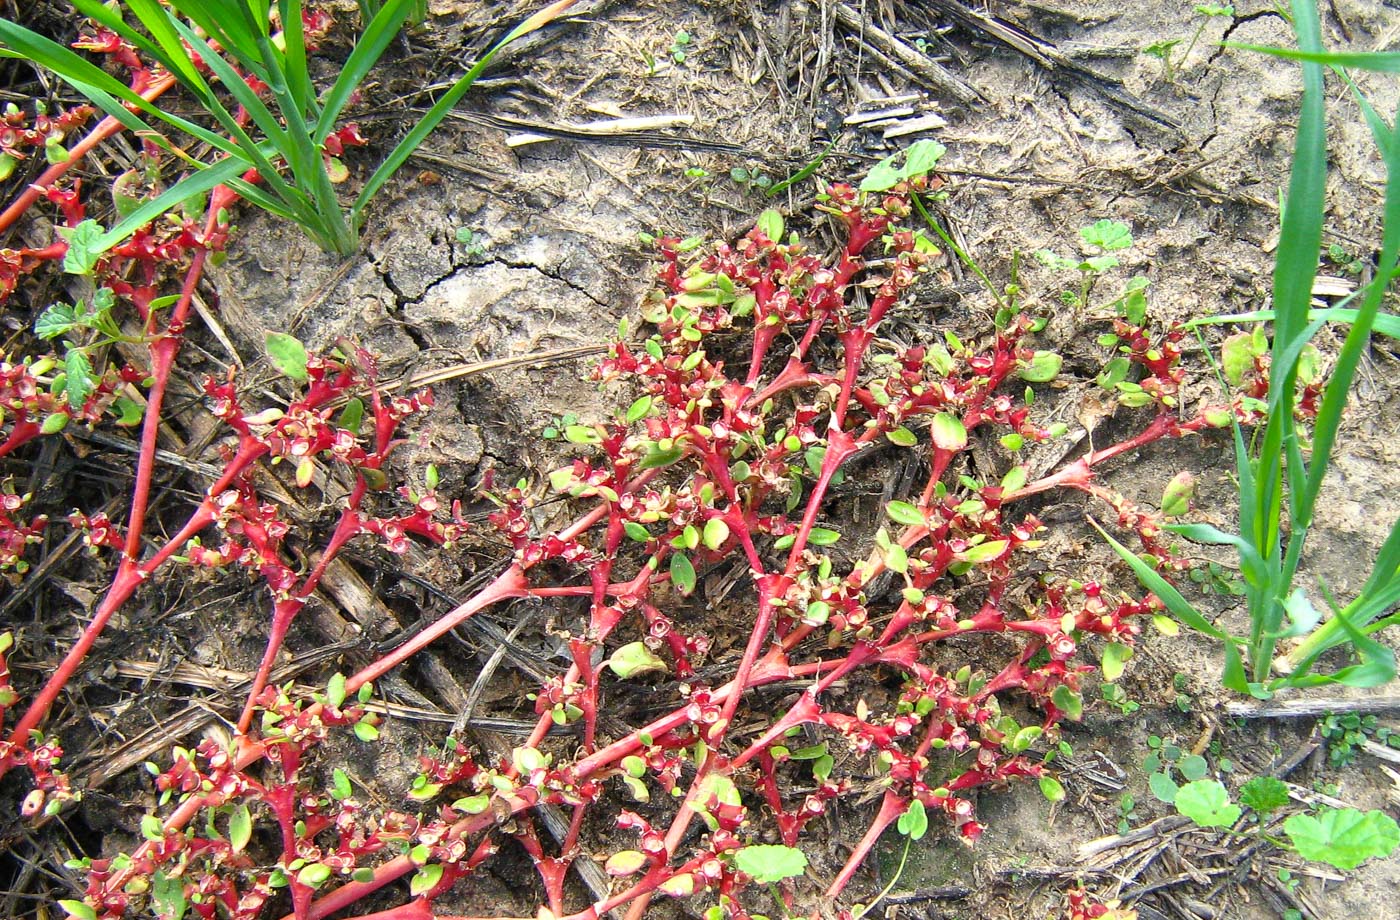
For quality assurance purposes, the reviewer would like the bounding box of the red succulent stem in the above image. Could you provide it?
[0,73,176,235]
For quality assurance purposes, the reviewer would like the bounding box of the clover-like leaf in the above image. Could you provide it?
[1080,219,1133,252]
[897,799,928,840]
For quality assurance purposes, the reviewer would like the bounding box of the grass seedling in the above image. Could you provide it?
[1098,0,1400,697]
[0,0,576,256]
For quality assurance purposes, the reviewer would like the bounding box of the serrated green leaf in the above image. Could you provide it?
[35,302,78,340]
[1239,776,1289,814]
[734,844,808,883]
[1080,219,1133,251]
[1174,779,1239,827]
[265,332,309,382]
[1284,808,1400,869]
[64,347,93,410]
[57,220,105,275]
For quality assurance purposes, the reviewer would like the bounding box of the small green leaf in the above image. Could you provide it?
[228,803,252,852]
[625,395,653,424]
[886,426,918,447]
[1284,808,1400,870]
[141,814,165,842]
[887,501,925,527]
[1160,471,1195,517]
[35,302,78,340]
[57,220,105,275]
[734,844,808,883]
[409,863,443,896]
[353,719,380,742]
[755,209,784,241]
[605,850,649,876]
[959,539,1009,564]
[564,424,601,444]
[1051,685,1083,721]
[670,552,697,595]
[859,155,901,192]
[59,901,98,920]
[1178,754,1208,781]
[1080,219,1133,251]
[897,799,929,840]
[899,139,946,178]
[1039,776,1066,803]
[64,347,93,411]
[1148,771,1179,804]
[1017,351,1063,383]
[298,862,334,889]
[638,441,686,470]
[326,673,347,709]
[1101,642,1134,682]
[807,527,841,546]
[331,768,353,801]
[112,397,143,426]
[150,870,187,920]
[452,794,490,814]
[607,641,668,679]
[930,412,968,451]
[337,397,364,434]
[624,521,651,542]
[1174,779,1239,827]
[265,332,309,382]
[702,517,730,551]
[1239,776,1289,815]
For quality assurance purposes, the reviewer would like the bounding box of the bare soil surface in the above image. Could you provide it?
[4,2,1400,919]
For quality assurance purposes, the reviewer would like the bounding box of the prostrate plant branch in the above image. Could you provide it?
[0,40,1250,911]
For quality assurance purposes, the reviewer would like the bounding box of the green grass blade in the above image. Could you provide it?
[315,0,416,139]
[0,18,244,158]
[74,0,204,89]
[1094,519,1251,692]
[1298,91,1400,526]
[1183,303,1400,340]
[766,142,833,198]
[98,156,251,250]
[1226,44,1400,74]
[278,0,318,120]
[350,0,577,223]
